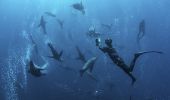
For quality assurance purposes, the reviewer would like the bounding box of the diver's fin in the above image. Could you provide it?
[142,51,163,54]
[135,51,163,58]
[131,77,136,86]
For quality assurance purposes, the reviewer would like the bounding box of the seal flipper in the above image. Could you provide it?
[59,50,63,58]
[86,71,98,82]
[79,69,85,77]
[89,65,94,73]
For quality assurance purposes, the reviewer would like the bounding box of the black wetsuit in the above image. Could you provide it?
[97,38,162,85]
[99,46,136,84]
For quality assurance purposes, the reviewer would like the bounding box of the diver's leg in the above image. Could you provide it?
[129,51,163,72]
[126,72,136,85]
[123,69,136,85]
[128,54,139,72]
[118,64,136,85]
[114,60,136,85]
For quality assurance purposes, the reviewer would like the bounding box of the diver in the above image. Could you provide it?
[96,38,163,85]
[28,60,48,77]
[137,20,145,43]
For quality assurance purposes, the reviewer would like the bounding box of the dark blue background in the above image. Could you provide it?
[0,0,170,100]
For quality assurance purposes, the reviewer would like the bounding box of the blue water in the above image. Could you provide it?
[0,0,170,100]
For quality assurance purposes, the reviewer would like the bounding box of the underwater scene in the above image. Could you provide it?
[0,0,170,100]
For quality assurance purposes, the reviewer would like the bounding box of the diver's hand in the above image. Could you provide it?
[95,38,101,46]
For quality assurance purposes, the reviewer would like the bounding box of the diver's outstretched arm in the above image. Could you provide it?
[95,38,108,53]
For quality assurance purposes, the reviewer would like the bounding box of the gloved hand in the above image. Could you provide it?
[95,38,101,46]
